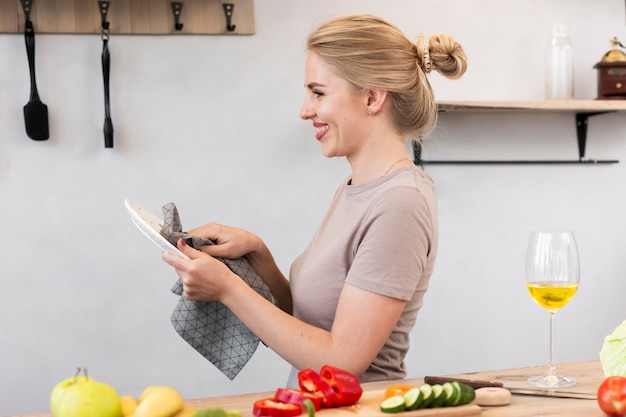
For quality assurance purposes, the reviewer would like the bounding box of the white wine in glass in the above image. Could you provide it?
[525,231,580,388]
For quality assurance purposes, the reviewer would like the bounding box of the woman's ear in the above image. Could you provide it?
[366,88,388,115]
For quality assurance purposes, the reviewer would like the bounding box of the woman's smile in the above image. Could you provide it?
[314,122,329,141]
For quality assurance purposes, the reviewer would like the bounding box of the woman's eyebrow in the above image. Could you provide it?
[306,82,325,89]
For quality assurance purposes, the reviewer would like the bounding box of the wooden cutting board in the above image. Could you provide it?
[188,388,482,417]
[322,389,482,417]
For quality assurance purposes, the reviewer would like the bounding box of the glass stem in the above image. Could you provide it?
[547,312,556,376]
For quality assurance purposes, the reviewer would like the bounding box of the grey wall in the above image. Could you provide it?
[1,0,625,415]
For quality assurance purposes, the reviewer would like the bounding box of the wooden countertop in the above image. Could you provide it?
[11,361,605,417]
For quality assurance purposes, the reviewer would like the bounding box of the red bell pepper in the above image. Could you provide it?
[252,398,302,417]
[319,365,363,406]
[298,368,338,407]
[274,388,324,411]
[298,366,363,408]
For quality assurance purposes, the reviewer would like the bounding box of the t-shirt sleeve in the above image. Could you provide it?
[344,185,434,301]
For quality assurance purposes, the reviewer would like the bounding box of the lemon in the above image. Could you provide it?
[120,396,138,417]
[132,386,184,417]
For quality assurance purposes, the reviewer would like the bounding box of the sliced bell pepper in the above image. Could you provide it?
[252,398,302,417]
[319,365,363,407]
[274,388,324,411]
[383,384,416,399]
[298,368,338,407]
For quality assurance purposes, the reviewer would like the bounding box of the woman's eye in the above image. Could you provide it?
[313,90,323,97]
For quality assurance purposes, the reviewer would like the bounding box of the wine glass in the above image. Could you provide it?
[525,231,580,388]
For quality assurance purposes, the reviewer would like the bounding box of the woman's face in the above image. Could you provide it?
[300,52,370,159]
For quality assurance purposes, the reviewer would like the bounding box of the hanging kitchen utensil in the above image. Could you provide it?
[21,0,49,141]
[100,1,113,148]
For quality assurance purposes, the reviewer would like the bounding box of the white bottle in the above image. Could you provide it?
[545,22,574,100]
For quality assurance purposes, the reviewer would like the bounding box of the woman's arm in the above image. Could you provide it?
[162,241,406,377]
[243,243,293,314]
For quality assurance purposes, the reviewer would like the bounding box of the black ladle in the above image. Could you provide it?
[22,0,49,141]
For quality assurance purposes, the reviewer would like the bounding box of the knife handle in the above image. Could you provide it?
[424,376,504,389]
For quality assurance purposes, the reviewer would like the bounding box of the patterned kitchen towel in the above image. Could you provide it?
[160,202,275,380]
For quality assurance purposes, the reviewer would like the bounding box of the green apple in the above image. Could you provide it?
[50,369,122,417]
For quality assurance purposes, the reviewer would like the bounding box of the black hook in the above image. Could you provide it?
[20,0,32,24]
[20,0,35,34]
[171,2,184,31]
[99,1,110,33]
[223,3,236,32]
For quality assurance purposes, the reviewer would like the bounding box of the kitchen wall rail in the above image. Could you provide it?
[0,0,255,35]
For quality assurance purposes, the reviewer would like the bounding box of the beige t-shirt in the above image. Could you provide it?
[288,165,438,382]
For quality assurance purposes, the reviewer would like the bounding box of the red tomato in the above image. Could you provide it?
[598,376,626,416]
[253,398,302,417]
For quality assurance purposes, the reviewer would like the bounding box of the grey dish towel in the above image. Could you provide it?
[160,202,275,380]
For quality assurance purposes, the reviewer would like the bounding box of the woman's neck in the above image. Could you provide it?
[348,141,413,185]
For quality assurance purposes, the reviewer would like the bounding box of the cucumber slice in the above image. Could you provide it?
[403,387,423,411]
[380,395,406,413]
[418,384,434,408]
[442,382,460,407]
[454,381,476,405]
[429,384,447,408]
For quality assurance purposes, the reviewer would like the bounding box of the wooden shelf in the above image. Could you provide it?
[437,99,626,113]
[0,0,255,35]
[415,100,626,165]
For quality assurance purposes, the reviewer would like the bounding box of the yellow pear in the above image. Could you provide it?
[50,372,122,417]
[132,386,184,417]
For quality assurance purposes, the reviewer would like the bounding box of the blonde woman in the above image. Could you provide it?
[163,14,467,384]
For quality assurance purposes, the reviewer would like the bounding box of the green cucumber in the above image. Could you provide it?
[418,384,435,407]
[429,384,447,408]
[454,381,476,405]
[381,382,476,413]
[442,382,460,406]
[403,387,423,411]
[380,395,406,413]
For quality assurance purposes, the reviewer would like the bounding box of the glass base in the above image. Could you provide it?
[527,374,576,388]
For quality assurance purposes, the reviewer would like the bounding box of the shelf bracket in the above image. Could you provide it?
[575,111,612,161]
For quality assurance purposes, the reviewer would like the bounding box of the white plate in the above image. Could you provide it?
[124,199,189,259]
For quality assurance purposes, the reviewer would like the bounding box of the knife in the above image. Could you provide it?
[424,376,596,400]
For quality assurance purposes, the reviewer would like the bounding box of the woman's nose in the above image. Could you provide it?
[300,101,314,120]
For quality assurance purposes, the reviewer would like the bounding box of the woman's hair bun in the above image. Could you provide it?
[417,34,467,79]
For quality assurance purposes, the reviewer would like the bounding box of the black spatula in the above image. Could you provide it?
[22,0,49,141]
[102,33,113,148]
[100,1,113,148]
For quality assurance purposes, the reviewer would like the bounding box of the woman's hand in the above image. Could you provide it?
[188,222,261,259]
[166,223,293,313]
[162,239,237,302]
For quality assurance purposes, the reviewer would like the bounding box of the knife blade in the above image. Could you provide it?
[505,387,596,400]
[424,376,596,400]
